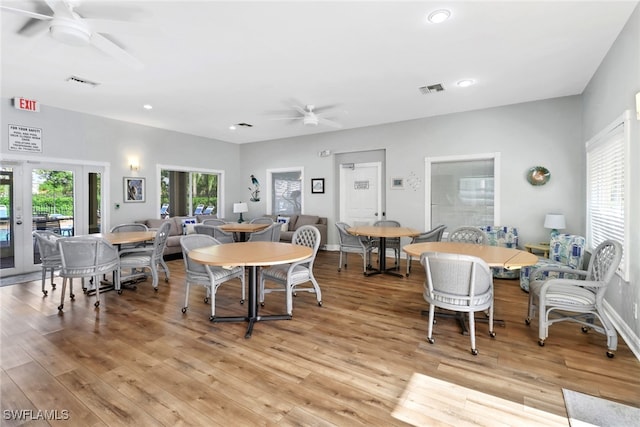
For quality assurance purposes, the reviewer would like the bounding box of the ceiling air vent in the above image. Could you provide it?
[66,76,100,88]
[237,122,253,127]
[418,83,444,94]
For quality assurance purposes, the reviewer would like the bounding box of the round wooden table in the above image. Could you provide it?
[189,241,312,338]
[219,222,270,241]
[97,230,157,247]
[347,225,421,277]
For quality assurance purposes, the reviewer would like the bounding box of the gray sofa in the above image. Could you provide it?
[136,215,217,257]
[264,214,327,248]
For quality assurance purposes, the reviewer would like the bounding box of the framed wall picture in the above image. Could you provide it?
[124,177,145,202]
[391,177,404,189]
[311,178,325,194]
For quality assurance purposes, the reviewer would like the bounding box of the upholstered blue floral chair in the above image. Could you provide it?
[519,233,586,292]
[480,226,520,279]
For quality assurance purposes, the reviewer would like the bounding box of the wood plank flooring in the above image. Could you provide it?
[1,251,639,426]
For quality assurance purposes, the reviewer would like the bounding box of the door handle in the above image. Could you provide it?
[16,220,22,225]
[374,212,378,216]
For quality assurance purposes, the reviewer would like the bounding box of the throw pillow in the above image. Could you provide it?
[181,218,197,235]
[277,216,290,232]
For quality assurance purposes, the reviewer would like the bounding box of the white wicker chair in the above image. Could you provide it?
[194,224,235,244]
[259,225,322,315]
[421,251,495,355]
[248,223,280,242]
[372,220,401,268]
[180,234,245,320]
[526,239,622,358]
[448,226,488,245]
[58,236,120,310]
[119,221,171,291]
[32,230,62,296]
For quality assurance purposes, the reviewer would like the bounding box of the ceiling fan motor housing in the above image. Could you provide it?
[50,17,91,46]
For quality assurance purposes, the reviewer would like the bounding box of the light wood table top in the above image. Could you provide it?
[189,241,311,267]
[96,231,157,246]
[219,223,270,233]
[347,225,421,239]
[403,241,538,270]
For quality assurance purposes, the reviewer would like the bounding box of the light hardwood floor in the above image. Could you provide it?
[1,251,639,426]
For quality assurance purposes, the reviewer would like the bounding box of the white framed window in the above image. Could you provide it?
[266,167,304,215]
[425,152,501,233]
[585,110,631,281]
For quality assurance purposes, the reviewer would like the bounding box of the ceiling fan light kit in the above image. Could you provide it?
[50,18,91,46]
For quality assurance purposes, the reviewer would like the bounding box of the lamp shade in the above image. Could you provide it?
[233,202,248,214]
[544,214,566,230]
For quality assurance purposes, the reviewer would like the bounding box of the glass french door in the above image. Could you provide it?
[0,160,104,276]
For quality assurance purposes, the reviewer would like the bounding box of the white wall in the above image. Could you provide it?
[582,4,640,354]
[240,95,584,249]
[0,101,243,227]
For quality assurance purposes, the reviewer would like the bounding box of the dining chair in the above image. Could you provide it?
[32,230,63,296]
[448,226,488,245]
[180,234,245,320]
[57,236,120,310]
[406,224,447,276]
[250,217,274,225]
[194,224,235,243]
[372,220,401,268]
[110,223,149,250]
[201,218,226,226]
[259,225,322,316]
[247,223,279,242]
[420,251,495,355]
[335,222,374,274]
[119,221,171,291]
[526,239,622,358]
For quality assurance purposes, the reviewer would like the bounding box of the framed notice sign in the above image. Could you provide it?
[8,124,42,152]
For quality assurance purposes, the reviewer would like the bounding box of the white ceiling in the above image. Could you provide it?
[1,1,637,144]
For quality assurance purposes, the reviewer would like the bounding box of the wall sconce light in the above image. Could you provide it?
[129,158,140,171]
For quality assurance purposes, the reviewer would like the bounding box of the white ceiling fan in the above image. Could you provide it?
[270,102,345,129]
[0,0,145,69]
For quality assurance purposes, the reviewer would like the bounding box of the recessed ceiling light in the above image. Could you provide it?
[229,125,237,131]
[143,104,153,110]
[457,79,476,88]
[427,9,451,24]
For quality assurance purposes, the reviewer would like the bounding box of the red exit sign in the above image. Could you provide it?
[13,97,40,112]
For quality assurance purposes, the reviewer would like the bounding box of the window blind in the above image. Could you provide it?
[586,114,628,280]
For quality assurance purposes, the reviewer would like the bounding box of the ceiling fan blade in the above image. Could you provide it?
[0,6,53,21]
[83,18,155,36]
[313,104,341,114]
[270,116,302,120]
[46,0,75,19]
[318,117,343,129]
[91,32,143,69]
[17,17,51,36]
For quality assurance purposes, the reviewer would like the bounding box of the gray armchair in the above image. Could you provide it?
[406,224,446,276]
[335,222,374,274]
[526,239,622,358]
[119,221,171,291]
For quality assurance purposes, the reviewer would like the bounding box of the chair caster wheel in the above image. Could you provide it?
[427,337,435,344]
[240,299,245,304]
[525,318,531,325]
[181,307,187,313]
[209,316,215,321]
[70,294,75,300]
[164,278,169,283]
[204,297,209,304]
[337,268,341,272]
[606,351,615,358]
[51,284,56,289]
[260,303,265,307]
[117,290,123,295]
[94,301,100,308]
[154,288,158,292]
[538,339,545,347]
[318,301,322,307]
[581,326,589,333]
[43,290,48,297]
[58,305,63,311]
[489,331,496,338]
[471,349,479,356]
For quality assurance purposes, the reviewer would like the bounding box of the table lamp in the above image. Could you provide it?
[233,202,248,223]
[544,213,565,238]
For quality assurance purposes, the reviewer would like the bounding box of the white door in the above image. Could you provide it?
[339,162,382,226]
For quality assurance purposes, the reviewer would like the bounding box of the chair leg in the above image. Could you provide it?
[469,311,478,355]
[41,268,48,296]
[427,305,435,344]
[338,250,344,271]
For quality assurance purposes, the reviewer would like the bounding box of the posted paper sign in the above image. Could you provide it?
[8,124,42,152]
